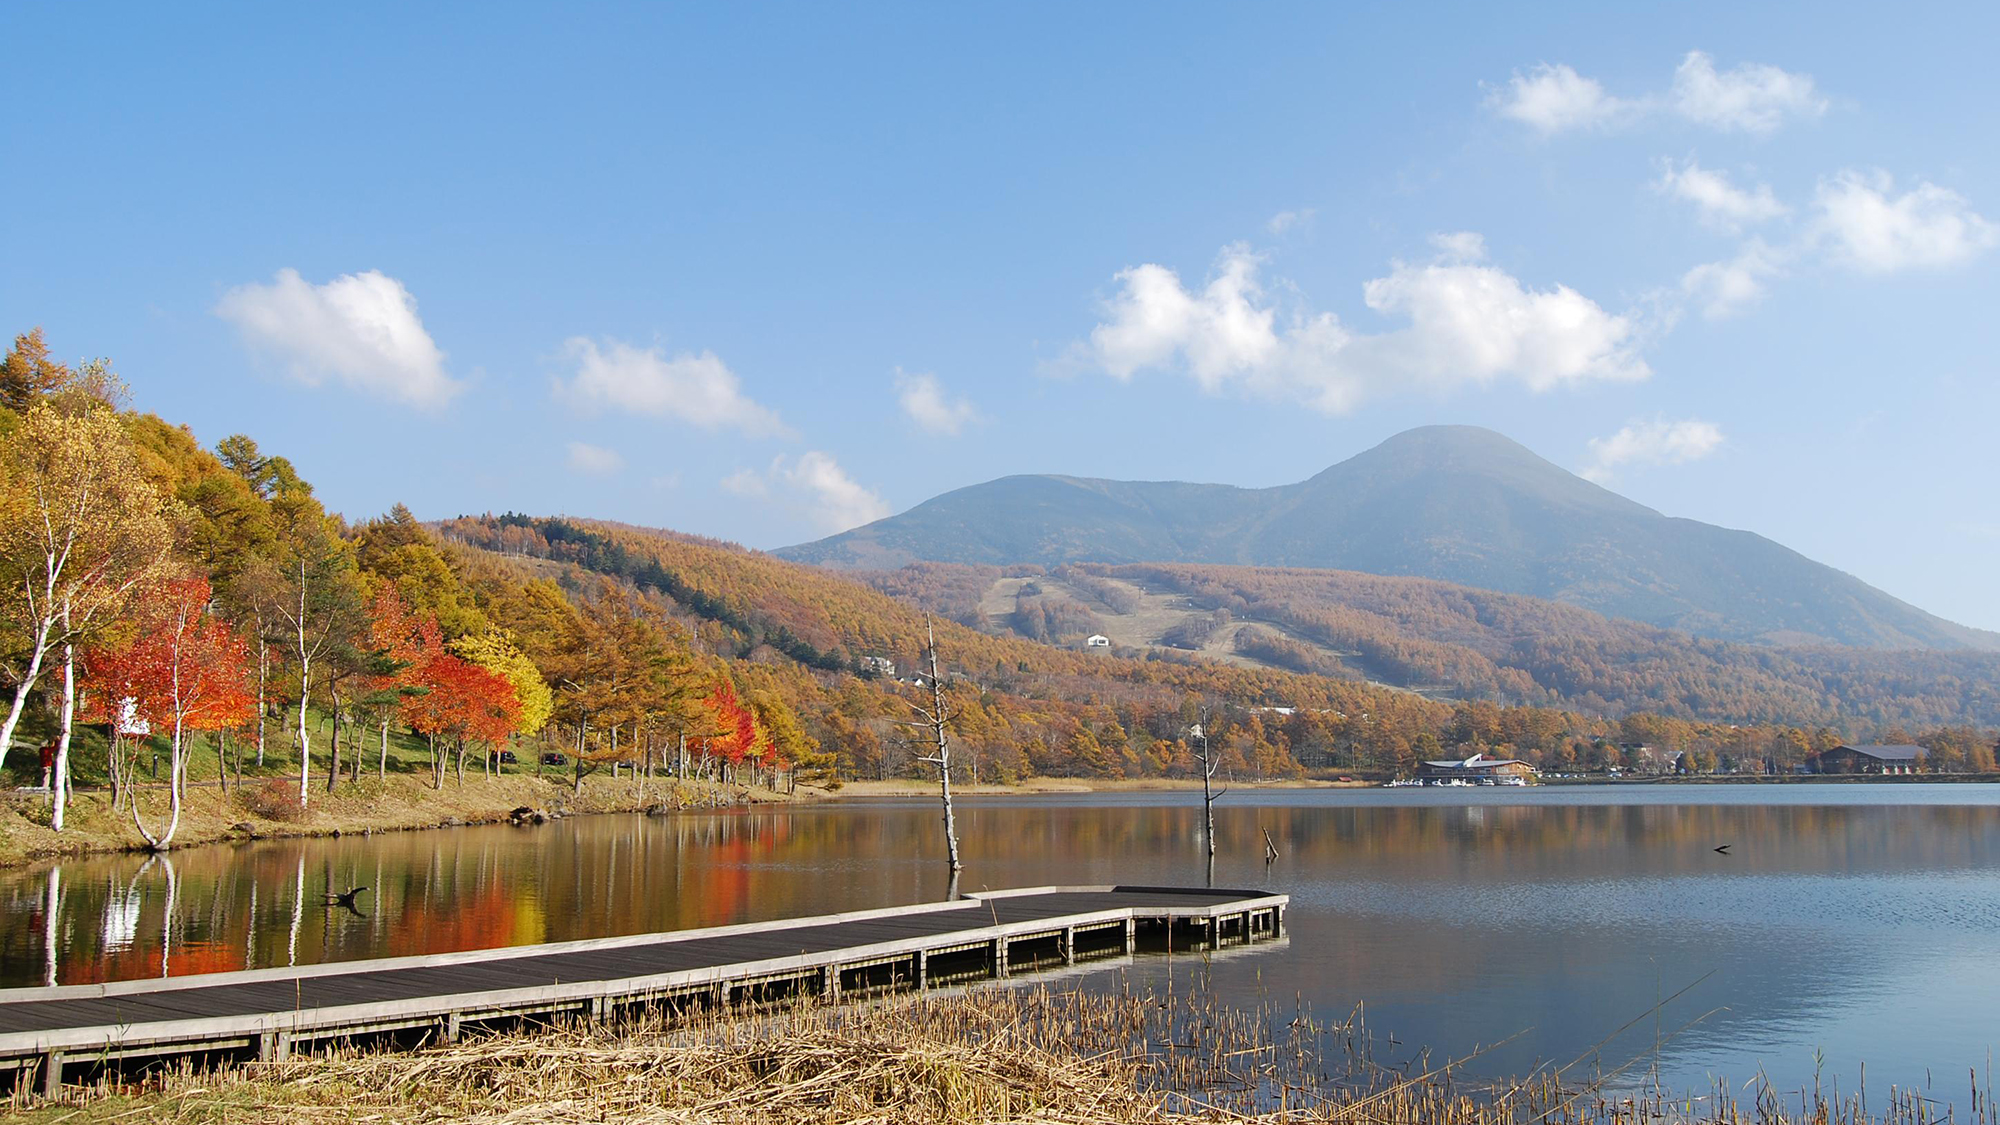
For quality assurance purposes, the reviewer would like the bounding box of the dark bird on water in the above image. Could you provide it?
[322,886,370,916]
[1713,845,1732,855]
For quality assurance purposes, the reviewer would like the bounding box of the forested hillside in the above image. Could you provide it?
[783,426,2000,652]
[852,558,2000,730]
[440,515,1998,775]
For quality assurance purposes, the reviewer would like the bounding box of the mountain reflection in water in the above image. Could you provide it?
[3,785,1996,1097]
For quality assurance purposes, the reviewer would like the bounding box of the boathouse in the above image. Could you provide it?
[1809,744,1924,775]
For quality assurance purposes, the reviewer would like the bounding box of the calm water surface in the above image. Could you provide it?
[4,785,1996,1098]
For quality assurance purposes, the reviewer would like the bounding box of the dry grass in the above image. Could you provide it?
[9,983,1986,1125]
[0,770,796,868]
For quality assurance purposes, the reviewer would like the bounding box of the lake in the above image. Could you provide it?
[4,784,1996,1099]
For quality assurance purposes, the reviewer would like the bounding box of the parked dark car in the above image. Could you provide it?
[540,752,567,766]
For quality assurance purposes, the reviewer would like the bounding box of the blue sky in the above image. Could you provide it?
[7,3,1999,629]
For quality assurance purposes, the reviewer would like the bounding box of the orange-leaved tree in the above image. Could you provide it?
[87,576,254,850]
[361,587,426,780]
[401,616,520,788]
[701,678,761,785]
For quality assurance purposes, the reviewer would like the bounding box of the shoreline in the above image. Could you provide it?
[813,771,1998,799]
[0,771,799,870]
[10,768,1991,868]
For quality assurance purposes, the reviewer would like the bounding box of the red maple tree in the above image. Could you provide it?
[86,576,254,849]
[400,618,520,787]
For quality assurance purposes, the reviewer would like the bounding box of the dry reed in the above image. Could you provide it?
[8,981,1992,1125]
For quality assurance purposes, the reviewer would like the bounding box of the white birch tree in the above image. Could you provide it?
[0,393,179,807]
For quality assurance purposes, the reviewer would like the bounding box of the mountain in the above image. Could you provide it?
[779,426,2000,652]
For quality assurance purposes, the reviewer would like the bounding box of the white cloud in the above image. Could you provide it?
[724,451,889,534]
[1489,63,1632,134]
[1680,240,1788,318]
[1582,418,1725,483]
[1489,51,1824,136]
[215,268,461,408]
[1080,237,1647,415]
[895,371,978,435]
[720,468,769,499]
[1266,208,1316,235]
[1670,50,1826,134]
[1811,170,2000,272]
[565,441,623,474]
[1659,170,1993,318]
[1657,160,1789,231]
[556,337,789,436]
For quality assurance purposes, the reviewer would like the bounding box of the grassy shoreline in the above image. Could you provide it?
[0,770,796,869]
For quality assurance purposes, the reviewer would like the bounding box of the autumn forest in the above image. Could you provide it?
[3,327,1998,862]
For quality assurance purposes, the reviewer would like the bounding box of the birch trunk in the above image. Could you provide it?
[50,627,77,831]
[0,616,54,775]
[294,565,312,808]
[255,638,267,766]
[131,714,186,850]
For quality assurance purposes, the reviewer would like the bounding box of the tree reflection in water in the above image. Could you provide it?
[4,787,1998,1096]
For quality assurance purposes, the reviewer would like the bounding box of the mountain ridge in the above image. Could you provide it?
[778,425,2000,652]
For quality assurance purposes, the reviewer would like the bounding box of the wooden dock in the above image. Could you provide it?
[0,884,1286,1095]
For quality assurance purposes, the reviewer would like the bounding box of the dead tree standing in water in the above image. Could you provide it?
[903,617,963,891]
[1191,704,1226,876]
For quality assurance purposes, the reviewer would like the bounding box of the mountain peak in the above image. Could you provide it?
[776,427,1997,652]
[1311,424,1554,479]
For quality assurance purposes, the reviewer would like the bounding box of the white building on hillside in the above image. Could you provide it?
[1084,634,1111,648]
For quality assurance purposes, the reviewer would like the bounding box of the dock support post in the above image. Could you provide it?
[1124,918,1136,955]
[993,937,1009,978]
[1237,912,1249,944]
[823,964,840,1002]
[40,1050,61,1098]
[710,982,727,1010]
[915,950,928,990]
[272,1033,292,1063]
[1062,926,1075,965]
[257,1031,278,1061]
[1274,905,1284,938]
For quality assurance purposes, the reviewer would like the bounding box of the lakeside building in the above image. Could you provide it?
[1621,744,1689,774]
[1416,752,1538,783]
[1809,744,1924,775]
[1084,634,1111,648]
[861,655,895,677]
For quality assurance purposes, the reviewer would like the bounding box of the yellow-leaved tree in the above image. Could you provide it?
[0,381,182,829]
[451,630,555,742]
